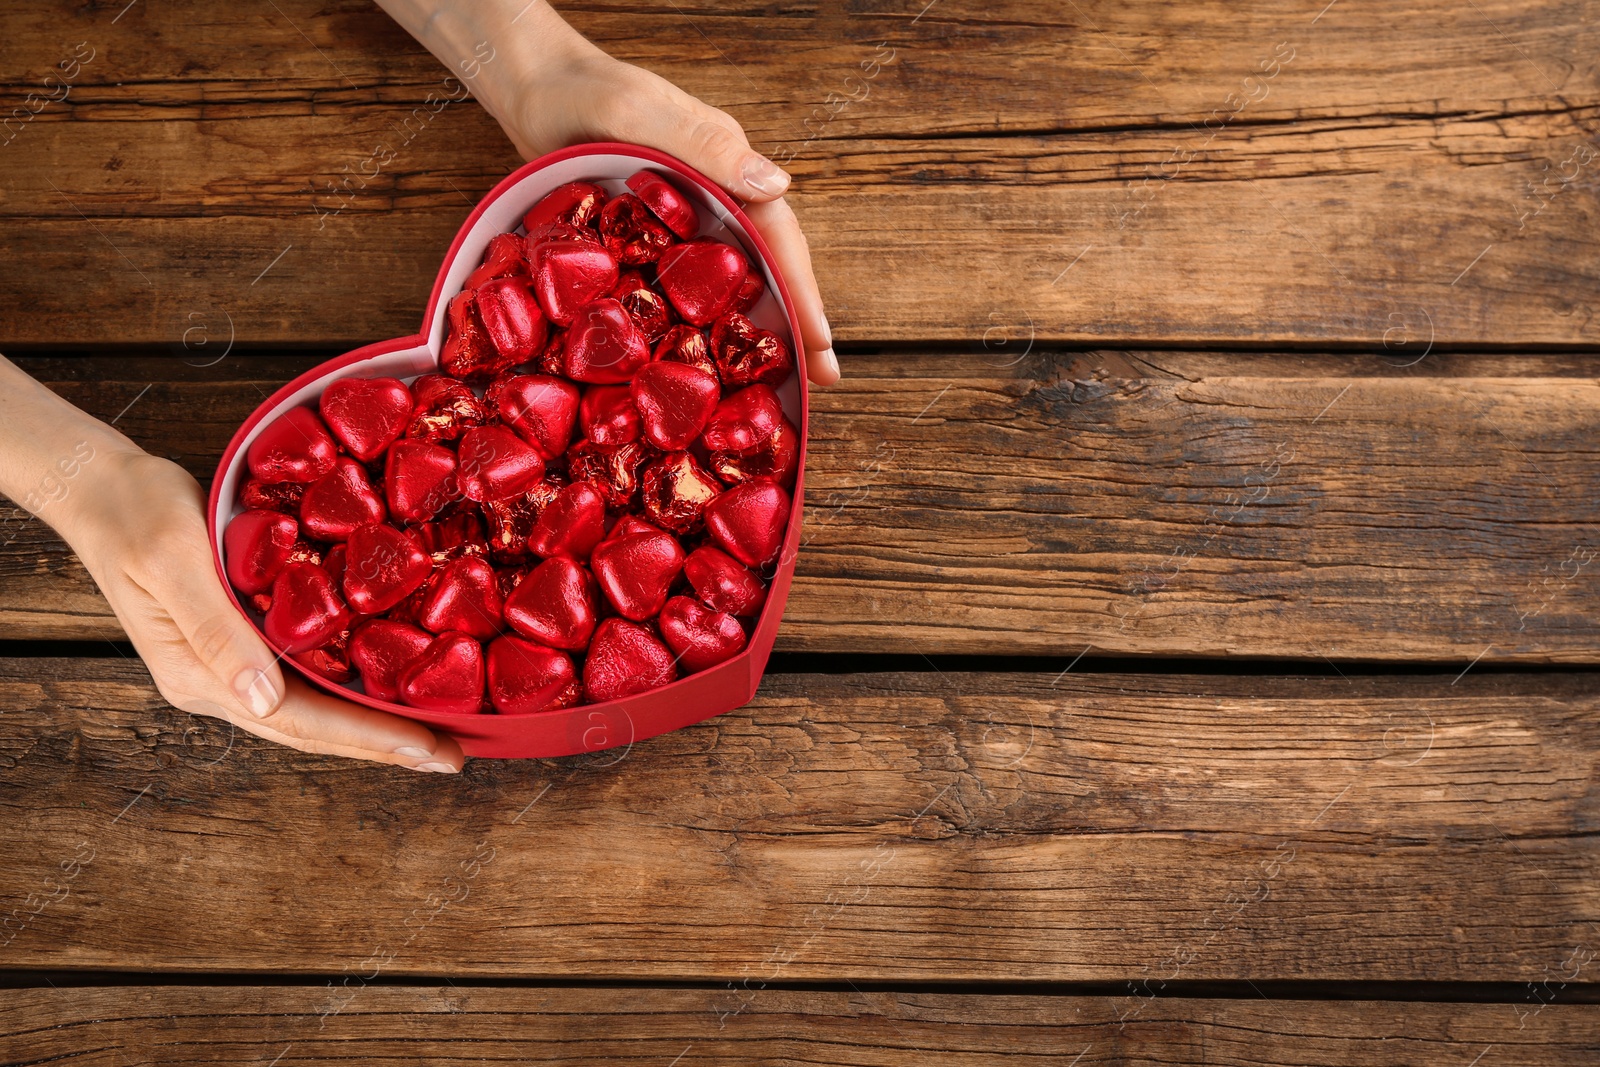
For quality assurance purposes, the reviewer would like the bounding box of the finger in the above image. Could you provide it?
[742,197,839,385]
[211,675,466,772]
[606,83,792,203]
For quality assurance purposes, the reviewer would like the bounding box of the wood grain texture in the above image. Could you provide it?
[3,659,1597,980]
[0,3,1596,345]
[3,353,1598,662]
[4,986,1600,1067]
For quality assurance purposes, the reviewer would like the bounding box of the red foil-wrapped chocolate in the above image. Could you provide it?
[385,440,460,524]
[457,425,547,503]
[656,238,748,326]
[578,384,641,446]
[598,193,675,265]
[583,618,677,703]
[320,377,412,463]
[482,482,559,562]
[526,479,608,561]
[613,271,674,343]
[224,509,299,596]
[683,545,767,616]
[523,180,608,232]
[343,523,431,615]
[710,312,794,388]
[406,373,487,443]
[567,438,658,510]
[240,478,305,514]
[442,290,519,382]
[591,525,685,620]
[631,361,720,451]
[709,416,800,489]
[399,631,486,714]
[659,595,747,672]
[264,561,350,653]
[465,231,528,289]
[529,232,620,327]
[475,276,548,365]
[349,618,435,702]
[625,170,700,240]
[562,298,650,384]
[487,634,581,715]
[418,556,505,640]
[414,508,490,565]
[641,450,722,535]
[503,555,600,651]
[247,407,338,485]
[300,457,387,542]
[654,325,719,382]
[489,373,579,459]
[704,481,790,567]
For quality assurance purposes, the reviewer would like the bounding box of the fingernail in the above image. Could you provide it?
[819,347,840,379]
[234,668,279,717]
[741,155,789,197]
[818,311,833,348]
[395,746,433,759]
[414,761,459,774]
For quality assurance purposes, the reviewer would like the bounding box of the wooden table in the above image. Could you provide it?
[3,2,1599,1063]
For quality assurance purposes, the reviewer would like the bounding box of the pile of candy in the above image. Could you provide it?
[223,170,797,715]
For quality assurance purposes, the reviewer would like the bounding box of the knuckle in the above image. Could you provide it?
[186,612,239,668]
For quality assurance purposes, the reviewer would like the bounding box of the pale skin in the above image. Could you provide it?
[0,0,834,772]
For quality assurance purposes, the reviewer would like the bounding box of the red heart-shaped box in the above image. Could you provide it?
[207,143,807,759]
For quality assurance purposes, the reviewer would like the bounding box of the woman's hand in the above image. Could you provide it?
[61,449,466,773]
[377,0,840,385]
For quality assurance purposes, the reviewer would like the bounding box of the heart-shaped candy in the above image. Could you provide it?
[659,595,747,672]
[407,373,487,443]
[264,561,350,653]
[458,425,547,503]
[591,526,685,620]
[523,180,608,231]
[482,482,559,562]
[582,618,677,703]
[487,634,582,715]
[597,193,674,265]
[247,407,338,485]
[418,555,505,640]
[641,451,722,534]
[710,312,794,388]
[319,376,412,462]
[613,271,674,343]
[344,523,431,614]
[530,233,619,327]
[683,545,768,616]
[300,457,387,542]
[464,231,527,290]
[526,479,608,561]
[240,478,304,514]
[566,439,657,509]
[399,631,485,714]
[656,238,747,326]
[704,481,790,567]
[293,631,354,685]
[701,384,784,454]
[349,618,434,702]
[562,298,650,384]
[475,276,548,364]
[442,290,519,382]
[709,415,800,489]
[488,373,579,458]
[385,439,460,523]
[631,361,721,451]
[224,509,299,596]
[653,325,719,382]
[625,170,700,240]
[578,384,640,446]
[503,555,599,650]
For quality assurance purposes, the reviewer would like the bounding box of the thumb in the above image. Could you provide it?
[162,547,288,719]
[640,98,792,203]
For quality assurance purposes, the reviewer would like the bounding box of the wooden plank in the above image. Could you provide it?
[4,986,1600,1067]
[3,353,1598,662]
[2,660,1597,979]
[0,4,1595,346]
[4,0,1594,136]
